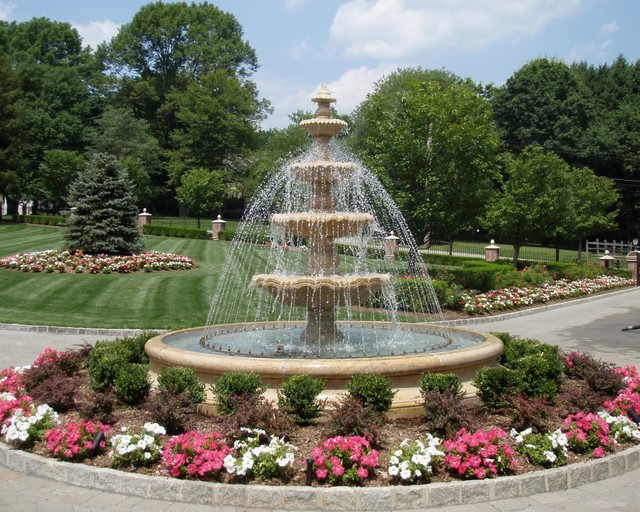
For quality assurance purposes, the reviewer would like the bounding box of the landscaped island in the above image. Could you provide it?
[1,333,638,486]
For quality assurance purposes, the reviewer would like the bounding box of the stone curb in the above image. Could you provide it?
[1,287,635,335]
[1,441,638,509]
[0,323,165,337]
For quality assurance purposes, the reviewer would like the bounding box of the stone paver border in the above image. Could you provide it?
[1,441,638,509]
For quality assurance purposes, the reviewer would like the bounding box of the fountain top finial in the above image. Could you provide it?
[311,84,336,105]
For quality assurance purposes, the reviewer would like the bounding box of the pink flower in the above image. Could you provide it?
[316,467,328,479]
[593,447,605,458]
[357,467,369,479]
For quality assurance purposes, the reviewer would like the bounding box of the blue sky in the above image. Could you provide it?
[1,0,639,129]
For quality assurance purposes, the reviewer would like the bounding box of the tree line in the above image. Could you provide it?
[1,2,639,253]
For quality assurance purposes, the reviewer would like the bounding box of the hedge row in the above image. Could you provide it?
[7,214,66,226]
[142,224,210,239]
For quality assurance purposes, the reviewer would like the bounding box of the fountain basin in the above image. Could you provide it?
[145,324,503,418]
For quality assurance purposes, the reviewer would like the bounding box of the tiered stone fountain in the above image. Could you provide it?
[252,86,392,346]
[145,87,502,417]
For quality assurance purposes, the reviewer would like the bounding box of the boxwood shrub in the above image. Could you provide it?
[142,224,210,239]
[211,371,264,414]
[157,366,206,404]
[346,373,395,413]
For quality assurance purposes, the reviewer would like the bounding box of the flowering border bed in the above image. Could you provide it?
[1,348,639,489]
[0,250,195,274]
[460,275,634,315]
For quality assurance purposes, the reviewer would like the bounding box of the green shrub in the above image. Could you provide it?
[447,261,505,292]
[346,373,395,414]
[217,229,236,241]
[473,367,520,411]
[157,367,206,405]
[142,224,210,239]
[513,354,564,401]
[499,334,556,368]
[277,374,324,425]
[211,371,264,414]
[88,333,154,391]
[9,214,66,226]
[419,372,462,395]
[114,363,150,405]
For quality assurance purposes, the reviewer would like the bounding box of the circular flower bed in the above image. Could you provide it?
[1,339,639,488]
[460,275,635,314]
[0,250,195,274]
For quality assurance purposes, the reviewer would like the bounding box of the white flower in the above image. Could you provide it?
[388,466,399,476]
[389,455,399,465]
[400,469,412,480]
[543,451,557,463]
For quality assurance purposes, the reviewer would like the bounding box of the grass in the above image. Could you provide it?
[0,224,229,329]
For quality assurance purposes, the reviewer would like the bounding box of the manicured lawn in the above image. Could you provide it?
[0,224,230,329]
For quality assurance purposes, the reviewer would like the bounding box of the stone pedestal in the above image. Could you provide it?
[599,250,615,269]
[385,232,400,261]
[626,250,639,283]
[485,240,500,262]
[138,208,152,227]
[211,215,226,240]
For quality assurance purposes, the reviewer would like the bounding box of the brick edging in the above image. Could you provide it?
[0,323,164,337]
[1,441,638,509]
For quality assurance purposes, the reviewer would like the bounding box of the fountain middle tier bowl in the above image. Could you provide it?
[289,161,357,184]
[144,323,503,418]
[299,117,347,138]
[271,212,373,238]
[251,273,392,308]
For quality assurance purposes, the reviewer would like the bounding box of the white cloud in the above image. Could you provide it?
[0,1,16,20]
[256,64,396,129]
[600,21,619,34]
[289,39,311,60]
[330,0,582,59]
[73,20,120,49]
[324,64,398,114]
[569,20,618,61]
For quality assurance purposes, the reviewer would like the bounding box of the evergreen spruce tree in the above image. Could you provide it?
[65,153,143,255]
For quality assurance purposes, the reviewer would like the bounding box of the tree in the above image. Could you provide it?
[65,153,143,255]
[33,150,84,212]
[565,167,619,259]
[484,146,571,266]
[1,18,96,211]
[176,168,226,228]
[349,68,500,241]
[167,70,269,186]
[491,58,590,160]
[106,1,262,146]
[89,106,164,207]
[0,37,23,219]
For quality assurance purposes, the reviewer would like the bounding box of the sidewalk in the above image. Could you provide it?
[2,289,640,511]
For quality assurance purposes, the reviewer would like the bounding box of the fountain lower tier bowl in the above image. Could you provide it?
[289,161,357,184]
[145,323,503,418]
[271,212,373,238]
[251,273,391,308]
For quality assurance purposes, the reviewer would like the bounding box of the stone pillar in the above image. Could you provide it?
[626,250,639,284]
[385,231,400,261]
[138,208,152,227]
[211,215,226,240]
[485,240,500,262]
[599,250,614,269]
